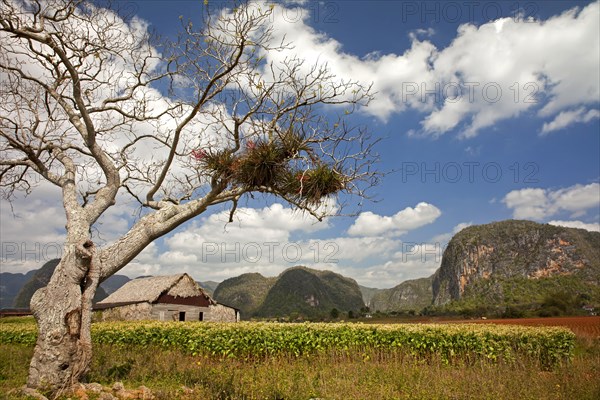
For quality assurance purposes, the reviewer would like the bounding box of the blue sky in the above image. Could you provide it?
[1,0,599,288]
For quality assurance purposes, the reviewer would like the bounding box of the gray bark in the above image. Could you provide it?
[28,242,98,394]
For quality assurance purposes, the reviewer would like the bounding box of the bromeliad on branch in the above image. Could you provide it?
[191,129,348,206]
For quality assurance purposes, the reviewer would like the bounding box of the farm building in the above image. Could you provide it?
[96,274,239,322]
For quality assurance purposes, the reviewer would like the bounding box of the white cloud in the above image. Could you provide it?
[541,108,600,135]
[413,28,436,38]
[120,203,334,281]
[549,183,600,216]
[166,203,329,250]
[430,222,473,244]
[503,183,600,220]
[348,202,441,237]
[120,201,432,285]
[548,220,600,232]
[344,241,443,288]
[243,0,599,137]
[119,242,162,278]
[313,237,399,263]
[502,188,550,219]
[0,183,66,273]
[255,3,438,120]
[424,3,599,137]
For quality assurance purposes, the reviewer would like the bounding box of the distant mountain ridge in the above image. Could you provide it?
[363,221,599,315]
[214,266,365,319]
[1,261,218,309]
[358,285,380,308]
[197,280,220,297]
[3,220,598,317]
[0,270,37,309]
[212,272,276,317]
[370,277,433,313]
[12,259,108,308]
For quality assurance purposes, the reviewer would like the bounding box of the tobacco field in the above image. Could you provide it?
[0,320,576,367]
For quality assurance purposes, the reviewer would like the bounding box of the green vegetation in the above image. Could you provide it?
[214,266,365,320]
[362,220,599,318]
[426,275,600,318]
[1,317,598,400]
[0,319,576,368]
[195,130,345,207]
[254,267,364,319]
[370,276,433,313]
[3,342,599,400]
[432,220,600,315]
[213,272,276,318]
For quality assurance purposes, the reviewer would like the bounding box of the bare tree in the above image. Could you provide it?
[0,0,377,395]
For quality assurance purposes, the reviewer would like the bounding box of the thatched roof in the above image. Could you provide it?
[97,273,214,305]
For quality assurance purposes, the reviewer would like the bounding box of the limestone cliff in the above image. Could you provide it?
[432,220,600,306]
[370,277,433,312]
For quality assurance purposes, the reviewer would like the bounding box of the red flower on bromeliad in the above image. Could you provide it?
[296,172,309,193]
[191,149,207,161]
[246,140,256,150]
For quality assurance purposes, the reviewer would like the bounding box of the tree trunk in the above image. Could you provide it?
[27,241,99,397]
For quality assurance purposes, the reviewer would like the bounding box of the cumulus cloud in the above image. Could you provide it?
[118,203,335,281]
[502,188,550,220]
[244,0,599,137]
[503,182,600,220]
[0,183,66,273]
[120,201,437,284]
[541,108,600,135]
[166,203,329,250]
[119,242,162,278]
[548,220,600,232]
[549,183,600,216]
[347,202,442,237]
[248,1,438,120]
[345,242,443,288]
[423,4,599,137]
[430,222,473,244]
[314,236,399,263]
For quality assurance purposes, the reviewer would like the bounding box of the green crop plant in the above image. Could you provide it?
[0,320,575,369]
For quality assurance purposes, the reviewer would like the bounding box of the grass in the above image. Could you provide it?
[1,340,599,400]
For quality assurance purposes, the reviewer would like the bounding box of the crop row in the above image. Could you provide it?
[0,320,575,367]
